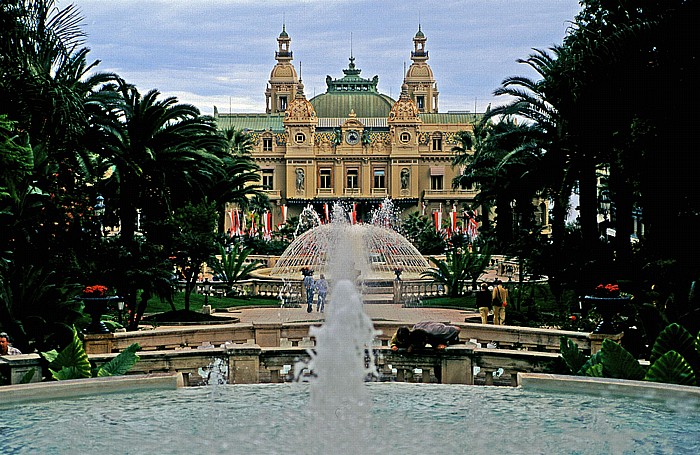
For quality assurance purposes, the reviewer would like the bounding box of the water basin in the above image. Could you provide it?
[2,382,697,454]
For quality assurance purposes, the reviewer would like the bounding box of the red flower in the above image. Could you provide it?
[593,283,620,297]
[82,285,109,298]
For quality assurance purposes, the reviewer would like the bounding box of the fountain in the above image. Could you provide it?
[270,200,430,280]
[2,200,699,453]
[297,206,380,451]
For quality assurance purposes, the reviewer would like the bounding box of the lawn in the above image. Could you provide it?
[144,292,281,313]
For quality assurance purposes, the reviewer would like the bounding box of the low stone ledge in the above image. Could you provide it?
[517,373,700,407]
[0,372,183,405]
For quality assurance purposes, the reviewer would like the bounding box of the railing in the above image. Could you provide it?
[83,320,592,356]
[423,189,478,198]
[5,324,611,386]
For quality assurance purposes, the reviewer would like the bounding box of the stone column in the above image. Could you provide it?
[440,345,475,384]
[227,345,262,384]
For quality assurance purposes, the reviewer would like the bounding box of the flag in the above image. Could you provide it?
[450,206,457,233]
[433,210,442,232]
[465,210,479,239]
[281,204,287,223]
[351,203,357,225]
[324,203,330,224]
[421,202,426,216]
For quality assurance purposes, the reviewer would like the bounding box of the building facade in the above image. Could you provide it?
[215,26,483,228]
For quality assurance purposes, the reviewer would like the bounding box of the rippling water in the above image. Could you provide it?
[1,382,698,454]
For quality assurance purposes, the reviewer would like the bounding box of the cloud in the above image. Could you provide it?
[76,0,581,114]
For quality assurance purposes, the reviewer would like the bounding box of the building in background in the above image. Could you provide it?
[215,26,484,230]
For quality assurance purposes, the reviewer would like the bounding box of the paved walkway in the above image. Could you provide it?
[218,304,478,325]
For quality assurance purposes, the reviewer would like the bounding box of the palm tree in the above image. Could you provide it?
[92,80,227,244]
[421,249,491,298]
[208,245,263,295]
[488,48,575,253]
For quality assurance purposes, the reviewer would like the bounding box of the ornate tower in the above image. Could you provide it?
[404,25,439,113]
[265,25,299,114]
[389,82,421,150]
[283,80,317,196]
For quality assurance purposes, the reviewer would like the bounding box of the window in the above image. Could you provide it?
[416,96,425,110]
[460,179,473,191]
[279,96,287,111]
[295,132,306,143]
[262,137,273,152]
[262,170,274,190]
[373,169,385,189]
[400,132,411,143]
[430,175,444,190]
[346,169,359,189]
[432,137,442,151]
[319,168,332,189]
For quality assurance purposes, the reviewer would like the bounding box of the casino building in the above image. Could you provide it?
[215,25,487,229]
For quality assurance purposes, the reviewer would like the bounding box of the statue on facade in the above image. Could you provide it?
[400,168,410,189]
[296,168,305,191]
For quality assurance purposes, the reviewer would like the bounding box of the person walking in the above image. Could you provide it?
[0,332,22,356]
[303,269,315,313]
[492,279,508,325]
[476,283,492,324]
[315,274,328,313]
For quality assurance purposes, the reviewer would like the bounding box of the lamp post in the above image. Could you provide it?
[94,195,105,237]
[203,278,211,306]
[117,300,125,326]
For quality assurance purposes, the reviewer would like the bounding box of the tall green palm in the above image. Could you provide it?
[489,48,575,253]
[420,249,491,298]
[92,80,227,243]
[452,115,541,250]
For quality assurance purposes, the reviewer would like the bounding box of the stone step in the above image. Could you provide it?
[362,293,394,304]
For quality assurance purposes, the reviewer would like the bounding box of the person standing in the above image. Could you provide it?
[492,279,508,325]
[303,269,315,313]
[0,332,22,355]
[476,283,492,324]
[315,274,328,313]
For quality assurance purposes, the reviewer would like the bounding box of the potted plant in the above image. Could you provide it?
[583,283,631,334]
[81,285,120,334]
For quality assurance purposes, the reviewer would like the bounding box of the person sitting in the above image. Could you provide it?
[390,322,461,352]
[0,332,22,356]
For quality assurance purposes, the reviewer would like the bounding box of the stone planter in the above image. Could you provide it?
[583,296,630,334]
[82,296,121,334]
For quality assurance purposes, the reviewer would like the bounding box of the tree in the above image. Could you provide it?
[208,245,264,295]
[400,212,446,254]
[91,80,227,245]
[421,249,491,298]
[167,201,219,312]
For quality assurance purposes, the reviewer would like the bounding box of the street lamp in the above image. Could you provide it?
[94,195,105,237]
[117,300,125,326]
[203,278,211,306]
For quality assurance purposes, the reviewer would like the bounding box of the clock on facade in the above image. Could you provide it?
[345,130,360,145]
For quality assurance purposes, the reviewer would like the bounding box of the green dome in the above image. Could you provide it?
[310,92,395,118]
[309,56,395,118]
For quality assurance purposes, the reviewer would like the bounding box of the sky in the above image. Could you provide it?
[73,0,582,116]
